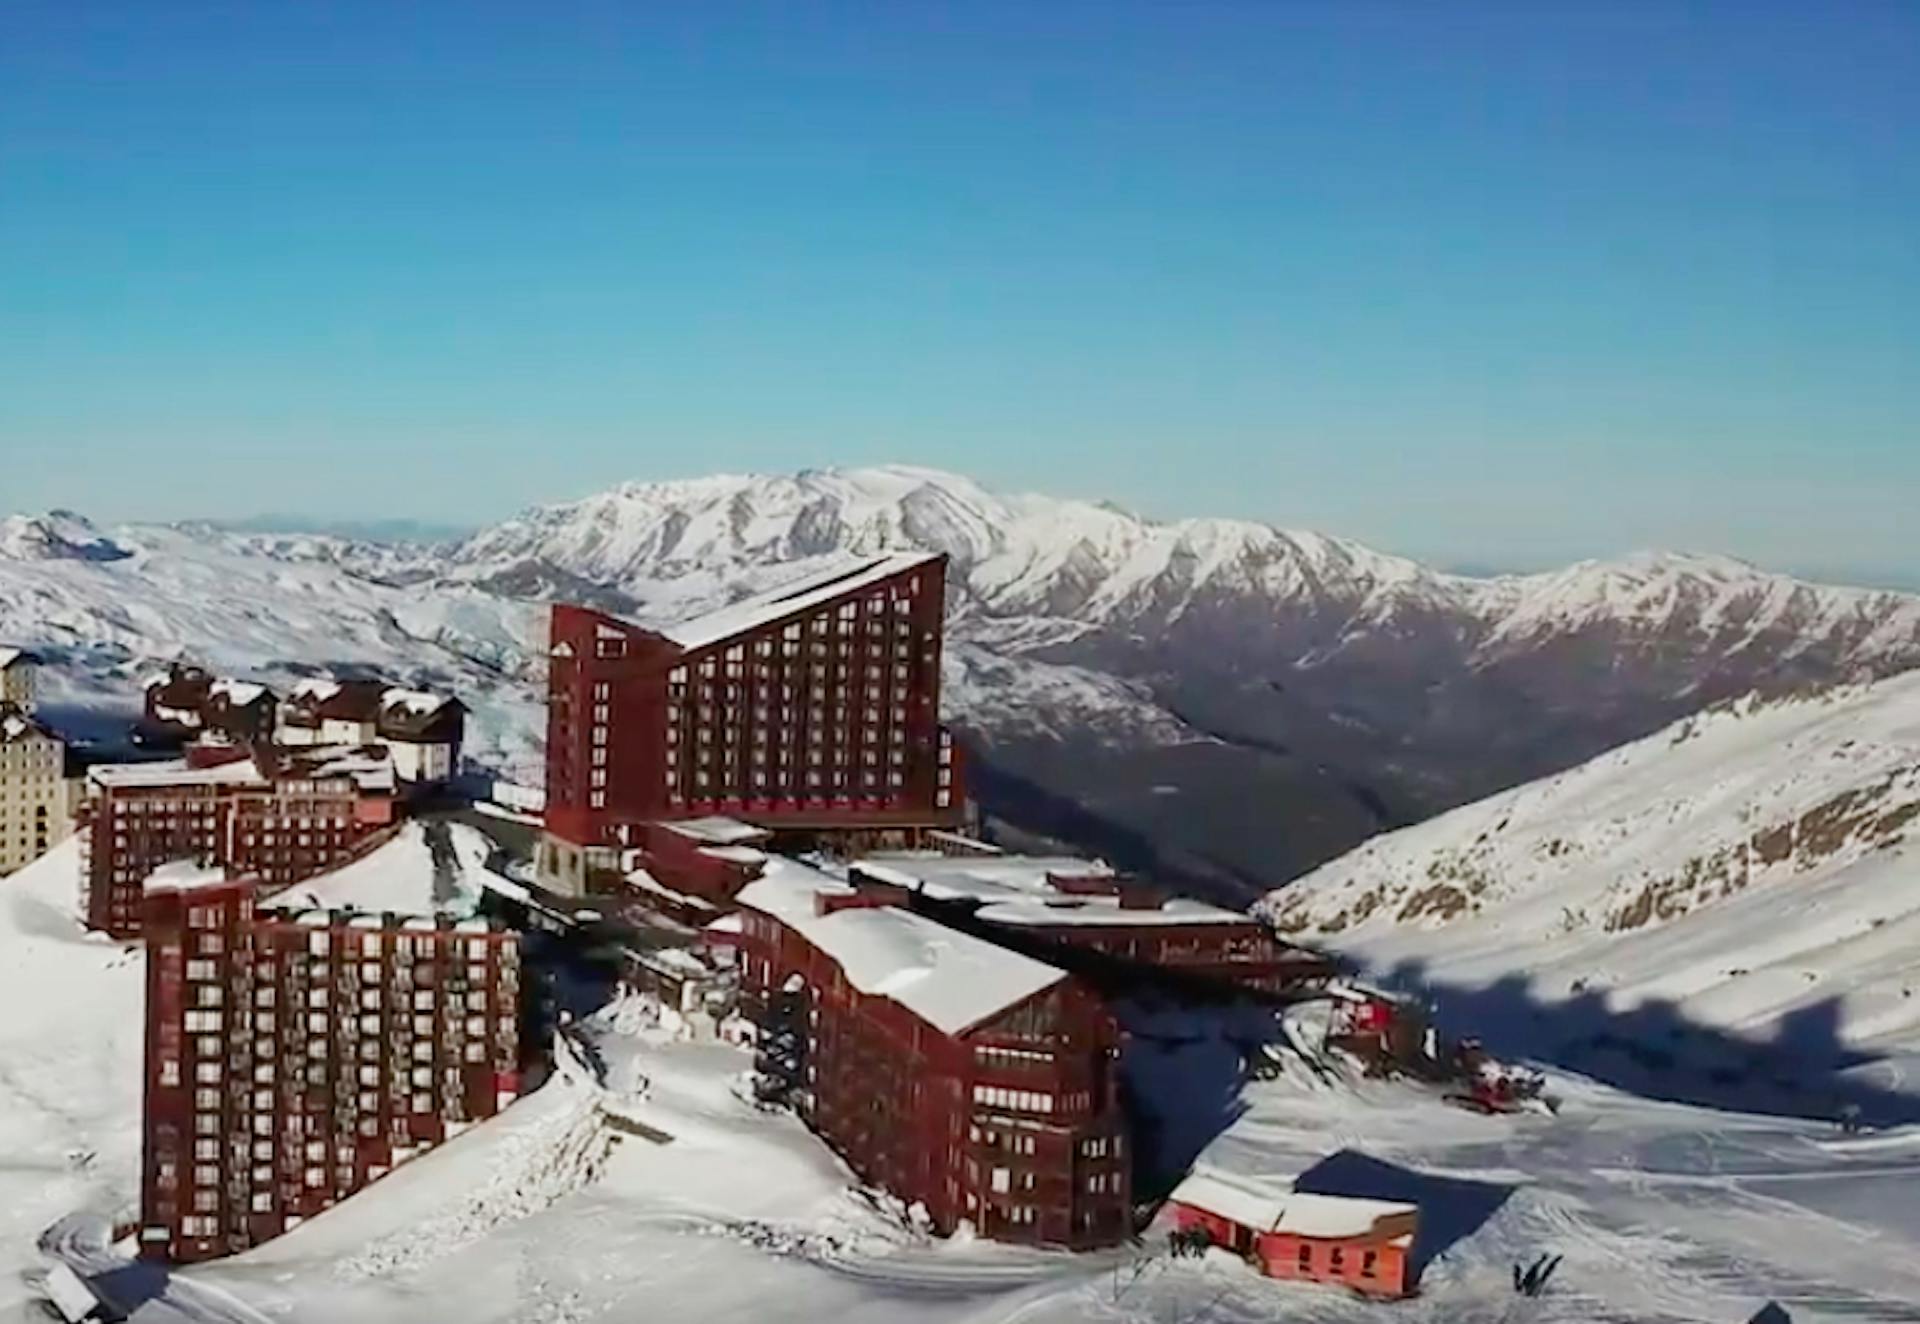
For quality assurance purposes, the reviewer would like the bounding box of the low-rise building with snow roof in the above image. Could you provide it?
[722,856,1132,1249]
[847,852,1334,995]
[1165,1167,1419,1298]
[276,677,464,784]
[374,687,465,784]
[139,664,278,748]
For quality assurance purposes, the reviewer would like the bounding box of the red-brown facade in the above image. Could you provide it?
[83,748,398,939]
[139,875,521,1265]
[542,554,962,890]
[729,892,1132,1249]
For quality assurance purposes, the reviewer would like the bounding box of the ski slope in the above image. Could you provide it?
[1268,675,1920,1057]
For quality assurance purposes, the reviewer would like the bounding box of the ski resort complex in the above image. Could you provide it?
[3,484,1917,1319]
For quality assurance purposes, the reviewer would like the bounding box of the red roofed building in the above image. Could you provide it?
[539,553,963,894]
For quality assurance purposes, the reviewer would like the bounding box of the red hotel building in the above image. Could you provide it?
[81,746,398,939]
[725,858,1132,1249]
[540,553,962,894]
[139,865,521,1265]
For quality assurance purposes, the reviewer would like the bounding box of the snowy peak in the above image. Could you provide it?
[0,511,131,563]
[448,465,1458,637]
[1471,550,1920,667]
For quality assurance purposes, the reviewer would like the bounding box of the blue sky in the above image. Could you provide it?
[2,3,1915,580]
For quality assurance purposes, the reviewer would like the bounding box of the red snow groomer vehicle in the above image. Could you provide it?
[1445,1039,1557,1116]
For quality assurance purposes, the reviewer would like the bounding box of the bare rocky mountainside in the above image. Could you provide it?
[7,467,1920,901]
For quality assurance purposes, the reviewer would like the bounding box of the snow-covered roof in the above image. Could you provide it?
[737,856,1067,1036]
[144,860,233,894]
[286,745,398,793]
[0,646,29,672]
[625,867,719,914]
[263,822,489,917]
[855,854,1262,928]
[1168,1169,1417,1241]
[41,1262,100,1324]
[210,678,268,707]
[658,816,770,846]
[0,710,56,745]
[661,552,941,652]
[382,687,452,718]
[290,678,343,702]
[89,757,268,789]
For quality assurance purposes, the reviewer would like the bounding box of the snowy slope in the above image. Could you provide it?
[0,515,547,779]
[1266,673,1920,1052]
[9,847,1920,1322]
[0,841,144,1322]
[263,822,498,918]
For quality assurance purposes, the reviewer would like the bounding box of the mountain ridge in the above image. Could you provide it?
[6,467,1919,897]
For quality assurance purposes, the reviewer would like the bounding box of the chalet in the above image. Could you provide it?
[278,679,464,785]
[140,666,277,747]
[1166,1168,1419,1299]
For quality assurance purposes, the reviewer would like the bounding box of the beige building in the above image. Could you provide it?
[0,704,71,876]
[0,648,37,712]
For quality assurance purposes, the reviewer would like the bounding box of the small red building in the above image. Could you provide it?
[725,857,1132,1249]
[539,553,963,894]
[1166,1169,1418,1299]
[138,866,521,1265]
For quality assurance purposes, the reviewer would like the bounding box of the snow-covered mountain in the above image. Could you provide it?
[1267,672,1920,1062]
[0,516,548,777]
[432,466,1920,892]
[441,467,1920,678]
[6,467,1920,896]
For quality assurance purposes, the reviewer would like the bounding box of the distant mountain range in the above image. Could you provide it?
[7,466,1920,899]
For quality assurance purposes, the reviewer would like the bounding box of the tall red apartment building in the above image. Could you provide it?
[540,552,962,894]
[82,746,397,938]
[723,858,1132,1249]
[139,864,521,1265]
